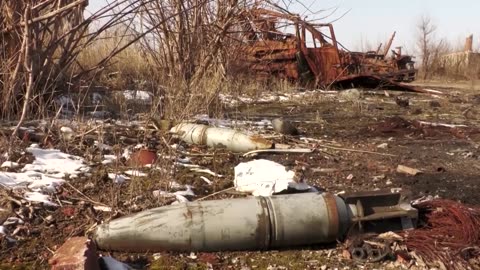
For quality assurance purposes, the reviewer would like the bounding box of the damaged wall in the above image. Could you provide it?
[439,35,480,79]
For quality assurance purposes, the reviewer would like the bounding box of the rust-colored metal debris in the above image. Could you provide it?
[402,199,480,269]
[234,8,419,92]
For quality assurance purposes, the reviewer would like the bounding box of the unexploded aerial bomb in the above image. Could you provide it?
[94,190,417,253]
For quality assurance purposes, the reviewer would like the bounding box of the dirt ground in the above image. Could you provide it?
[1,82,480,269]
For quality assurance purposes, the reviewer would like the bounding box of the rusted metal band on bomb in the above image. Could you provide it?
[324,193,340,241]
[257,197,273,249]
[198,125,208,145]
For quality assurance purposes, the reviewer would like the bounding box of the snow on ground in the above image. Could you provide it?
[122,90,153,103]
[1,161,19,168]
[190,168,224,178]
[102,154,117,165]
[24,145,90,178]
[218,90,335,106]
[152,185,195,204]
[0,144,90,205]
[194,114,272,129]
[95,141,113,151]
[234,159,312,196]
[108,173,130,184]
[124,170,148,177]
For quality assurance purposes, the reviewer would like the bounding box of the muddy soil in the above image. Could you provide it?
[1,84,479,269]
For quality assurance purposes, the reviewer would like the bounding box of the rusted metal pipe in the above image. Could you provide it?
[170,123,272,153]
[383,31,396,59]
[93,192,352,252]
[465,34,473,52]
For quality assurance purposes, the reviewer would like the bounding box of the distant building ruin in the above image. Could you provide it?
[440,35,480,79]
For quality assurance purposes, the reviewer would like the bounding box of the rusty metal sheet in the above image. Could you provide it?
[244,50,297,62]
[306,47,342,84]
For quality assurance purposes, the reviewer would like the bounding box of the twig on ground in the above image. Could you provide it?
[11,6,33,146]
[243,148,314,157]
[196,187,235,201]
[316,144,397,157]
[64,181,108,207]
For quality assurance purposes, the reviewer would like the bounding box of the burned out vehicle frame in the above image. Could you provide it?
[234,8,417,91]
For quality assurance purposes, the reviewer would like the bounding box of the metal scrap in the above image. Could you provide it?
[170,123,273,153]
[233,8,419,91]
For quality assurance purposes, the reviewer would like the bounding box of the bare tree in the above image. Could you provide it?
[0,0,152,119]
[416,14,437,80]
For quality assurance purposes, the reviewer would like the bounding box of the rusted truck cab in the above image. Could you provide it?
[235,8,417,89]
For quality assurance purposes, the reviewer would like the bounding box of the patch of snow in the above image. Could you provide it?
[134,144,146,149]
[95,141,113,151]
[124,170,147,177]
[172,195,189,204]
[190,168,223,177]
[24,145,89,178]
[3,217,23,226]
[122,148,131,160]
[24,191,58,207]
[123,90,152,102]
[219,90,327,107]
[93,205,112,212]
[102,155,117,165]
[200,176,212,185]
[0,226,5,235]
[108,173,130,184]
[1,161,19,168]
[0,144,89,205]
[153,190,189,204]
[169,181,183,189]
[417,121,467,128]
[173,185,195,197]
[234,159,311,196]
[152,185,194,204]
[60,126,74,133]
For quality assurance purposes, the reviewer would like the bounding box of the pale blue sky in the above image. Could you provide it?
[87,0,479,54]
[306,0,479,53]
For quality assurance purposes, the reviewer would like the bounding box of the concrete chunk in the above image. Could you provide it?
[49,237,100,270]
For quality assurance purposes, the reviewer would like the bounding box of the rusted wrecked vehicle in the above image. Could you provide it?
[233,8,418,91]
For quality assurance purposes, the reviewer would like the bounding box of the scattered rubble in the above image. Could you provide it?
[0,82,479,269]
[49,237,100,270]
[396,165,422,176]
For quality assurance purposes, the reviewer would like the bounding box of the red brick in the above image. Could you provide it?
[49,237,100,270]
[62,206,76,217]
[129,149,157,166]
